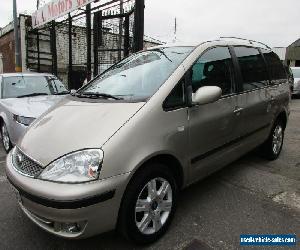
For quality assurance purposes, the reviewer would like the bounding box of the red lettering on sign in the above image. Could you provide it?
[77,0,87,7]
[58,0,63,14]
[48,3,53,17]
[54,3,59,16]
[65,0,71,10]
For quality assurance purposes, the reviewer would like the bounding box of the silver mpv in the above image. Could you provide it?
[6,39,290,244]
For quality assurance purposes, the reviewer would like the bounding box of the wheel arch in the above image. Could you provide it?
[0,116,4,128]
[275,110,288,130]
[116,152,185,236]
[129,153,185,190]
[0,112,9,128]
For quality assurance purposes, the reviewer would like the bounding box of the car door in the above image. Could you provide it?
[232,46,272,138]
[187,46,240,180]
[260,49,290,118]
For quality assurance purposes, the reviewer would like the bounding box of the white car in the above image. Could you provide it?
[291,67,300,96]
[0,73,69,152]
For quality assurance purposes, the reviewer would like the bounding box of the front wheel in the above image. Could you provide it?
[261,120,284,160]
[1,122,12,153]
[118,163,178,244]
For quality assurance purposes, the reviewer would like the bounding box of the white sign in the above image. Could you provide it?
[32,0,96,29]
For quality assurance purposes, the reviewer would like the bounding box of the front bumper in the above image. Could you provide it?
[6,150,131,239]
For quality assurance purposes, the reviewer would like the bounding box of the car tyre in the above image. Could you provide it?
[118,163,178,244]
[261,120,285,161]
[1,122,12,153]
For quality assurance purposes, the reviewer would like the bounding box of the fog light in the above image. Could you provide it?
[63,223,81,233]
[55,221,86,234]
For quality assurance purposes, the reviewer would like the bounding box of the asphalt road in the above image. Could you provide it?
[0,100,299,250]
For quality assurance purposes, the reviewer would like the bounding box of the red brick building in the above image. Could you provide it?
[0,15,27,74]
[0,23,16,73]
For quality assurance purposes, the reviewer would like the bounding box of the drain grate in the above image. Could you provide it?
[183,239,212,250]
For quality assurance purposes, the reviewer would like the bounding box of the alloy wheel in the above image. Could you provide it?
[272,125,283,155]
[135,177,173,235]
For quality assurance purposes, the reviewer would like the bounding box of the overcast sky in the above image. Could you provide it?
[1,0,299,47]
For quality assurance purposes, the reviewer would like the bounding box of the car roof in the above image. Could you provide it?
[148,39,272,51]
[0,72,54,77]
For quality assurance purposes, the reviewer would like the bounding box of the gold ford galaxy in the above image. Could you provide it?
[6,39,290,244]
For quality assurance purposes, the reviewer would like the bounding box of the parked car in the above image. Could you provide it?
[0,73,69,152]
[290,67,300,97]
[6,39,290,244]
[284,65,294,94]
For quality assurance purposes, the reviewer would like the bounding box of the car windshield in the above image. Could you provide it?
[2,75,68,99]
[291,68,300,78]
[78,47,194,101]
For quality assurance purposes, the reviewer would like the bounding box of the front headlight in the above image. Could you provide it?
[13,114,35,126]
[39,149,104,183]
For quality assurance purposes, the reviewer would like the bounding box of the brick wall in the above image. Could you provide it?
[0,31,15,73]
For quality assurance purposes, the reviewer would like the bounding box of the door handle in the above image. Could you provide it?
[234,107,243,115]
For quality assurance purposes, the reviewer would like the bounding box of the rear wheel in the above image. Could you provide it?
[261,120,284,160]
[118,163,178,244]
[1,122,12,153]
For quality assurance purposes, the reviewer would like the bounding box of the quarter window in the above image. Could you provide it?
[164,79,185,110]
[261,49,287,84]
[234,47,269,91]
[191,47,234,96]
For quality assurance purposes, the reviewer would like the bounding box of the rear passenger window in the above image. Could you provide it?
[191,47,234,96]
[234,47,269,91]
[261,49,287,85]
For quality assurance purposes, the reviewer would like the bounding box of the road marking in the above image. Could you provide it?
[273,192,300,210]
[220,164,300,211]
[183,239,213,250]
[0,176,7,182]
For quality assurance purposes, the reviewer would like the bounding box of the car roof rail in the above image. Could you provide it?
[219,36,272,50]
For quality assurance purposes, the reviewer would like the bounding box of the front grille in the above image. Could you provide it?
[12,148,43,177]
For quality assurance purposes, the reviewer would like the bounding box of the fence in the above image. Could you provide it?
[25,0,157,89]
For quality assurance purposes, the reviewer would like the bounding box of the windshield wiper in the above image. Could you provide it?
[17,93,49,98]
[76,92,123,100]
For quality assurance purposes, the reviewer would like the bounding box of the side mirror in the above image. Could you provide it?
[70,89,77,96]
[192,86,222,105]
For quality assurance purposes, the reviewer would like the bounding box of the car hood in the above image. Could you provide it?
[0,95,66,118]
[18,97,145,166]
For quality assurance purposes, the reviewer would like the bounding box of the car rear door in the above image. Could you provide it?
[260,49,290,116]
[232,46,272,138]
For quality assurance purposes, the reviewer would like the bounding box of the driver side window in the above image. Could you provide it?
[192,47,234,96]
